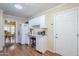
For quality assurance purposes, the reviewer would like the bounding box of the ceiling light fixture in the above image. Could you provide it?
[14,4,23,10]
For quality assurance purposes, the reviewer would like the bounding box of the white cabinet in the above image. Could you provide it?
[29,19,35,26]
[29,17,40,26]
[29,15,47,28]
[36,36,47,53]
[40,15,47,28]
[34,17,40,25]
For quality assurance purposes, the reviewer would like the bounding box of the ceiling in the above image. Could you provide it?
[0,3,61,19]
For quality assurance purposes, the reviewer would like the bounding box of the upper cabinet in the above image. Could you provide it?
[29,17,40,27]
[29,15,47,28]
[40,15,47,28]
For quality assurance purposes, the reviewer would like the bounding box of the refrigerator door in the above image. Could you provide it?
[20,24,30,44]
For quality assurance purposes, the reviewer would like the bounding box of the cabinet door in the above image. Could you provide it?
[29,17,40,26]
[29,19,33,26]
[36,36,41,52]
[54,8,77,56]
[40,36,47,53]
[36,36,47,52]
[34,17,40,26]
[36,36,44,52]
[40,15,46,28]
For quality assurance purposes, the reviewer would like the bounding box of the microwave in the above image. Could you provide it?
[37,31,46,36]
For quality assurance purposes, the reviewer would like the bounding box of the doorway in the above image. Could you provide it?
[4,20,16,49]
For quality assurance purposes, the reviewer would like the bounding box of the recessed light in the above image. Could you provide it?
[14,4,23,10]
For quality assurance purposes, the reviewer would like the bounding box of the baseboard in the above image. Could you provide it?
[36,50,42,54]
[46,48,55,52]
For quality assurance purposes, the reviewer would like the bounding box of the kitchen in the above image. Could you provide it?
[18,15,48,53]
[29,15,48,53]
[0,3,59,56]
[0,3,79,56]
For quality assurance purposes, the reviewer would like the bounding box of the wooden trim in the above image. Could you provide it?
[35,50,42,54]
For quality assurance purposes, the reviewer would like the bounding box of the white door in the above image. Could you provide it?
[54,8,78,56]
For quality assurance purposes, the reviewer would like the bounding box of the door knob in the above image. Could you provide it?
[56,34,58,35]
[56,37,58,38]
[77,34,79,37]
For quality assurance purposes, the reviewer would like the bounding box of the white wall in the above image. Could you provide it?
[0,10,4,51]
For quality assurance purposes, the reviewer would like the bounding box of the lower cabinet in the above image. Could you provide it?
[36,36,47,53]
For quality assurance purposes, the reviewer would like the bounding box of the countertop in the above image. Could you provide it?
[28,34,46,37]
[28,34,36,37]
